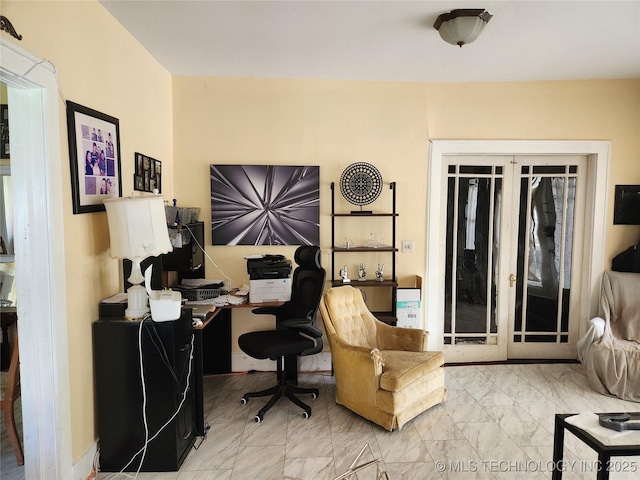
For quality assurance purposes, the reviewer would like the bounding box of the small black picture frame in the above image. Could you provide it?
[134,152,161,193]
[614,185,640,225]
[66,101,122,214]
[1,104,9,159]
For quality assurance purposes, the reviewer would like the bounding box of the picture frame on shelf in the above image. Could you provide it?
[66,101,122,214]
[134,152,161,194]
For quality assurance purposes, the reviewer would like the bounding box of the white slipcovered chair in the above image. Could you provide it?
[578,271,640,402]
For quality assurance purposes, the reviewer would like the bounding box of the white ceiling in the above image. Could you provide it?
[100,0,640,82]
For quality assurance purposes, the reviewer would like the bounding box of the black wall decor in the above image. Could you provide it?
[0,104,8,159]
[134,152,161,193]
[0,16,22,41]
[339,162,383,214]
[614,185,640,225]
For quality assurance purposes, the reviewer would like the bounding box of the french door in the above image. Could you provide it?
[439,154,587,361]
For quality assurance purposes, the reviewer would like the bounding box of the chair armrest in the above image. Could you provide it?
[251,306,280,315]
[375,320,427,352]
[288,322,322,339]
[327,332,383,403]
[289,322,323,356]
[590,317,606,339]
[577,316,606,363]
[254,302,314,321]
[279,302,314,320]
[279,317,309,327]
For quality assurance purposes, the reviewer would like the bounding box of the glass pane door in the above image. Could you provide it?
[444,162,507,358]
[440,155,586,362]
[508,158,586,358]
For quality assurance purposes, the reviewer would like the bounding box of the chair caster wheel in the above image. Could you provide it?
[311,392,317,399]
[240,397,247,405]
[255,414,263,423]
[303,410,311,419]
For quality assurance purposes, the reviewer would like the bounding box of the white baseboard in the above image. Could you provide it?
[231,352,332,373]
[72,441,97,480]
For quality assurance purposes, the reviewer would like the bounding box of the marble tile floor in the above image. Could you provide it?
[3,364,639,480]
[97,363,639,480]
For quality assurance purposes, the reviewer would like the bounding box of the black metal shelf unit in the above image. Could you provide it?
[330,181,398,321]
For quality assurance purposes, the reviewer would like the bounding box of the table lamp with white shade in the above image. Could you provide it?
[104,194,172,319]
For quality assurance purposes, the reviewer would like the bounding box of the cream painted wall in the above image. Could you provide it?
[172,78,430,283]
[173,77,640,346]
[172,78,431,344]
[3,1,173,462]
[425,80,640,239]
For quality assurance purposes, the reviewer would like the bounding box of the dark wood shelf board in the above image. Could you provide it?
[331,280,398,287]
[332,247,397,252]
[332,213,398,217]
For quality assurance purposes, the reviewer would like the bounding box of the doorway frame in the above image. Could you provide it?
[0,37,73,478]
[425,140,610,354]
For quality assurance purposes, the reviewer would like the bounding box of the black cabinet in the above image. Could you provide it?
[93,311,195,472]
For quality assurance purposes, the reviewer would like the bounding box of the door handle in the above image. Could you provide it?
[509,274,517,287]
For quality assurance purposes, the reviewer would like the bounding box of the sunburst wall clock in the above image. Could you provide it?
[339,162,383,214]
[210,165,320,246]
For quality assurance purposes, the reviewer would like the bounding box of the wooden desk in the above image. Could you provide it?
[193,297,284,329]
[192,296,283,374]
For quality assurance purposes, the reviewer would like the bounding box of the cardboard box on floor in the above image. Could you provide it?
[396,275,422,329]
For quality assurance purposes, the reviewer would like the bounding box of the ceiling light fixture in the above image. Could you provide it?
[434,9,493,47]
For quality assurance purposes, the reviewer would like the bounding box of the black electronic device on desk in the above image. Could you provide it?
[93,309,195,472]
[174,279,226,302]
[246,254,292,279]
[162,221,205,281]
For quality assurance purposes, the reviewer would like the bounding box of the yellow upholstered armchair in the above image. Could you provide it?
[319,285,446,431]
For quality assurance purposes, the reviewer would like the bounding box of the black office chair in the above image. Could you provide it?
[238,245,326,421]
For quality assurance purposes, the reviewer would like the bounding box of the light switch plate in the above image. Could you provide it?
[402,240,415,253]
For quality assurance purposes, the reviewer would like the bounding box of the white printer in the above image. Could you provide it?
[247,255,292,303]
[249,278,292,303]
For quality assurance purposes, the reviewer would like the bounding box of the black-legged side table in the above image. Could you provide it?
[552,413,640,480]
